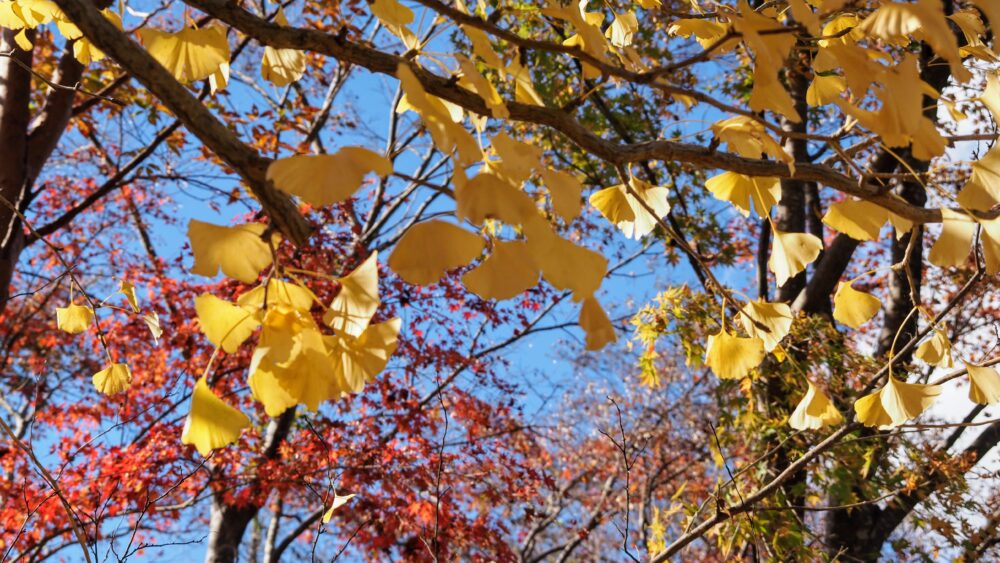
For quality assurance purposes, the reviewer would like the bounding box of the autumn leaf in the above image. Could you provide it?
[579,297,616,351]
[267,147,392,207]
[462,241,539,301]
[92,363,132,396]
[705,172,780,218]
[915,326,954,369]
[738,300,793,352]
[324,253,380,338]
[138,26,230,84]
[188,220,277,284]
[967,364,1000,405]
[56,303,94,334]
[181,377,250,456]
[704,328,765,380]
[789,381,843,430]
[855,375,941,429]
[770,229,822,288]
[832,281,881,329]
[388,220,484,285]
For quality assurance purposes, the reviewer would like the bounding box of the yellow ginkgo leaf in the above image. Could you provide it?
[92,363,132,396]
[324,253,380,337]
[855,375,942,429]
[248,348,298,417]
[525,222,607,301]
[789,381,843,430]
[589,185,635,224]
[388,220,484,285]
[137,26,230,84]
[704,328,765,380]
[195,294,260,353]
[322,493,357,523]
[749,66,801,122]
[738,300,793,352]
[710,116,792,168]
[968,363,1000,405]
[915,326,954,368]
[705,172,780,218]
[332,318,401,394]
[119,279,140,313]
[462,241,539,301]
[181,377,250,456]
[770,229,823,288]
[57,8,121,63]
[254,312,341,411]
[490,132,543,186]
[267,147,392,207]
[541,168,583,222]
[806,74,847,106]
[56,303,94,334]
[456,55,508,118]
[261,8,305,86]
[396,64,481,165]
[188,220,276,284]
[822,199,888,241]
[832,281,881,329]
[579,297,616,351]
[981,216,1000,274]
[957,142,1000,211]
[237,279,315,312]
[606,11,638,48]
[456,172,537,226]
[928,209,976,268]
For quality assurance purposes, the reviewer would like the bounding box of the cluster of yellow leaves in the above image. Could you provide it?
[182,221,400,455]
[0,0,120,62]
[56,280,158,396]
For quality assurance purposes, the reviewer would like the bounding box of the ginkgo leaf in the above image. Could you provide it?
[456,172,537,226]
[968,364,1000,405]
[710,117,792,169]
[118,279,140,313]
[137,26,230,84]
[181,377,250,456]
[195,294,260,353]
[957,142,1000,211]
[324,253,380,337]
[915,326,954,368]
[606,11,638,48]
[388,220,484,285]
[456,55,508,118]
[822,199,887,241]
[705,172,780,218]
[981,216,1000,274]
[396,64,481,165]
[58,8,121,63]
[770,229,822,288]
[928,209,976,268]
[589,185,635,224]
[704,328,765,380]
[807,74,846,106]
[92,363,131,396]
[371,0,417,47]
[267,147,392,207]
[56,303,94,334]
[462,241,539,300]
[832,281,881,329]
[261,8,305,86]
[855,375,941,429]
[738,300,793,352]
[579,297,616,351]
[525,223,607,301]
[490,132,543,186]
[749,68,801,122]
[322,493,356,523]
[253,311,341,411]
[248,353,298,417]
[142,312,163,343]
[237,279,315,312]
[333,318,401,394]
[188,220,276,284]
[789,381,843,430]
[541,168,583,222]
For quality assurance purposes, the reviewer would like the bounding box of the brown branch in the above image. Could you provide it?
[52,0,313,244]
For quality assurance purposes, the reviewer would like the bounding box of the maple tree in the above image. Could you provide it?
[1,0,1000,560]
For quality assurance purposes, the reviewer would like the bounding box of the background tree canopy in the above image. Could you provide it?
[0,0,998,560]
